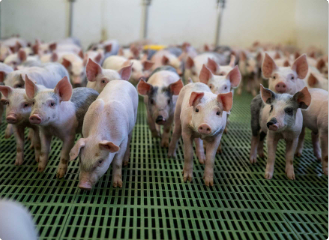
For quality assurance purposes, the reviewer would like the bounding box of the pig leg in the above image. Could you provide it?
[0,102,3,124]
[194,138,206,164]
[112,138,128,188]
[203,135,222,186]
[38,130,52,172]
[28,129,34,149]
[4,124,13,139]
[32,128,41,163]
[265,133,279,179]
[161,116,173,148]
[251,76,257,97]
[295,126,305,157]
[257,131,266,158]
[311,131,321,161]
[56,135,75,178]
[250,135,259,164]
[182,132,194,182]
[147,111,160,138]
[237,79,243,95]
[285,138,298,180]
[13,125,25,166]
[168,121,181,158]
[123,132,132,166]
[320,131,328,175]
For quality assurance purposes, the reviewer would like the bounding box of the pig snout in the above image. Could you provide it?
[267,118,279,131]
[29,114,42,125]
[6,113,17,124]
[198,124,212,134]
[275,82,287,93]
[78,181,92,191]
[155,115,166,125]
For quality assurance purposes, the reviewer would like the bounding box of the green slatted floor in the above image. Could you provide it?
[0,92,327,240]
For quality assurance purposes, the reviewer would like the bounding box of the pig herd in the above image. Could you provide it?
[0,37,327,190]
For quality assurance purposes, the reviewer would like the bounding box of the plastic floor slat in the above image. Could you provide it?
[0,92,327,240]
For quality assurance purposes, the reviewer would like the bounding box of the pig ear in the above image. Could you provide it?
[118,48,124,56]
[94,53,103,63]
[309,51,316,59]
[0,85,13,98]
[51,52,58,62]
[239,51,247,61]
[204,44,210,52]
[206,58,219,74]
[262,53,278,78]
[18,49,27,62]
[226,66,241,88]
[217,92,233,112]
[99,141,120,153]
[118,63,133,81]
[293,87,311,109]
[54,76,72,101]
[78,50,84,59]
[294,52,300,60]
[69,138,86,161]
[316,58,325,71]
[25,75,38,99]
[189,92,204,107]
[49,42,57,51]
[199,64,213,84]
[86,58,102,82]
[0,72,6,83]
[62,58,71,69]
[274,52,281,59]
[16,41,22,50]
[104,44,112,53]
[142,60,154,71]
[169,79,184,95]
[32,44,39,55]
[162,55,170,65]
[260,84,276,104]
[137,79,153,95]
[283,60,290,67]
[185,56,194,69]
[229,55,236,67]
[307,73,319,88]
[9,46,16,53]
[291,54,308,79]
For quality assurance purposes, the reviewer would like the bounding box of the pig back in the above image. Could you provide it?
[71,87,99,134]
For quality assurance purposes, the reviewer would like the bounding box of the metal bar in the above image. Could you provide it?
[68,0,75,37]
[214,0,225,47]
[140,0,151,39]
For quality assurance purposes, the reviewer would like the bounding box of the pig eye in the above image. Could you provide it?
[209,86,212,89]
[32,101,35,105]
[290,76,294,80]
[272,76,276,79]
[49,101,55,107]
[285,108,293,116]
[101,79,106,84]
[15,84,23,88]
[270,105,273,112]
[216,111,220,116]
[132,68,135,72]
[167,99,171,105]
[219,72,225,76]
[98,159,104,166]
[224,86,228,90]
[150,99,154,105]
[23,103,29,108]
[195,108,199,113]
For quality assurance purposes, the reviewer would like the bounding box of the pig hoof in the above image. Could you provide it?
[264,172,273,179]
[113,177,123,188]
[37,166,45,172]
[4,133,11,139]
[250,157,257,164]
[286,171,295,180]
[14,159,23,166]
[258,152,265,159]
[216,146,222,154]
[294,151,302,157]
[56,167,67,178]
[123,160,129,166]
[204,177,214,187]
[323,168,328,176]
[182,169,193,182]
[29,143,34,149]
[152,132,161,138]
[161,140,169,148]
[237,89,242,95]
[198,156,206,165]
[168,149,176,158]
[224,128,228,134]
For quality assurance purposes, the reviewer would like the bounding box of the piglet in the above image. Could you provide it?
[25,77,99,178]
[168,82,232,186]
[0,200,38,240]
[250,85,311,180]
[150,50,183,76]
[58,53,85,87]
[70,80,138,190]
[137,68,183,147]
[0,83,43,165]
[86,58,132,93]
[102,55,153,84]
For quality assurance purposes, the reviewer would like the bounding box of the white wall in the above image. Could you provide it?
[295,0,328,53]
[0,0,328,52]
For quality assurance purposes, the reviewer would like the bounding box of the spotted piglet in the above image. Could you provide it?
[168,82,233,186]
[25,77,99,178]
[137,67,183,147]
[251,85,311,180]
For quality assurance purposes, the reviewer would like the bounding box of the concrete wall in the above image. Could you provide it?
[0,0,327,52]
